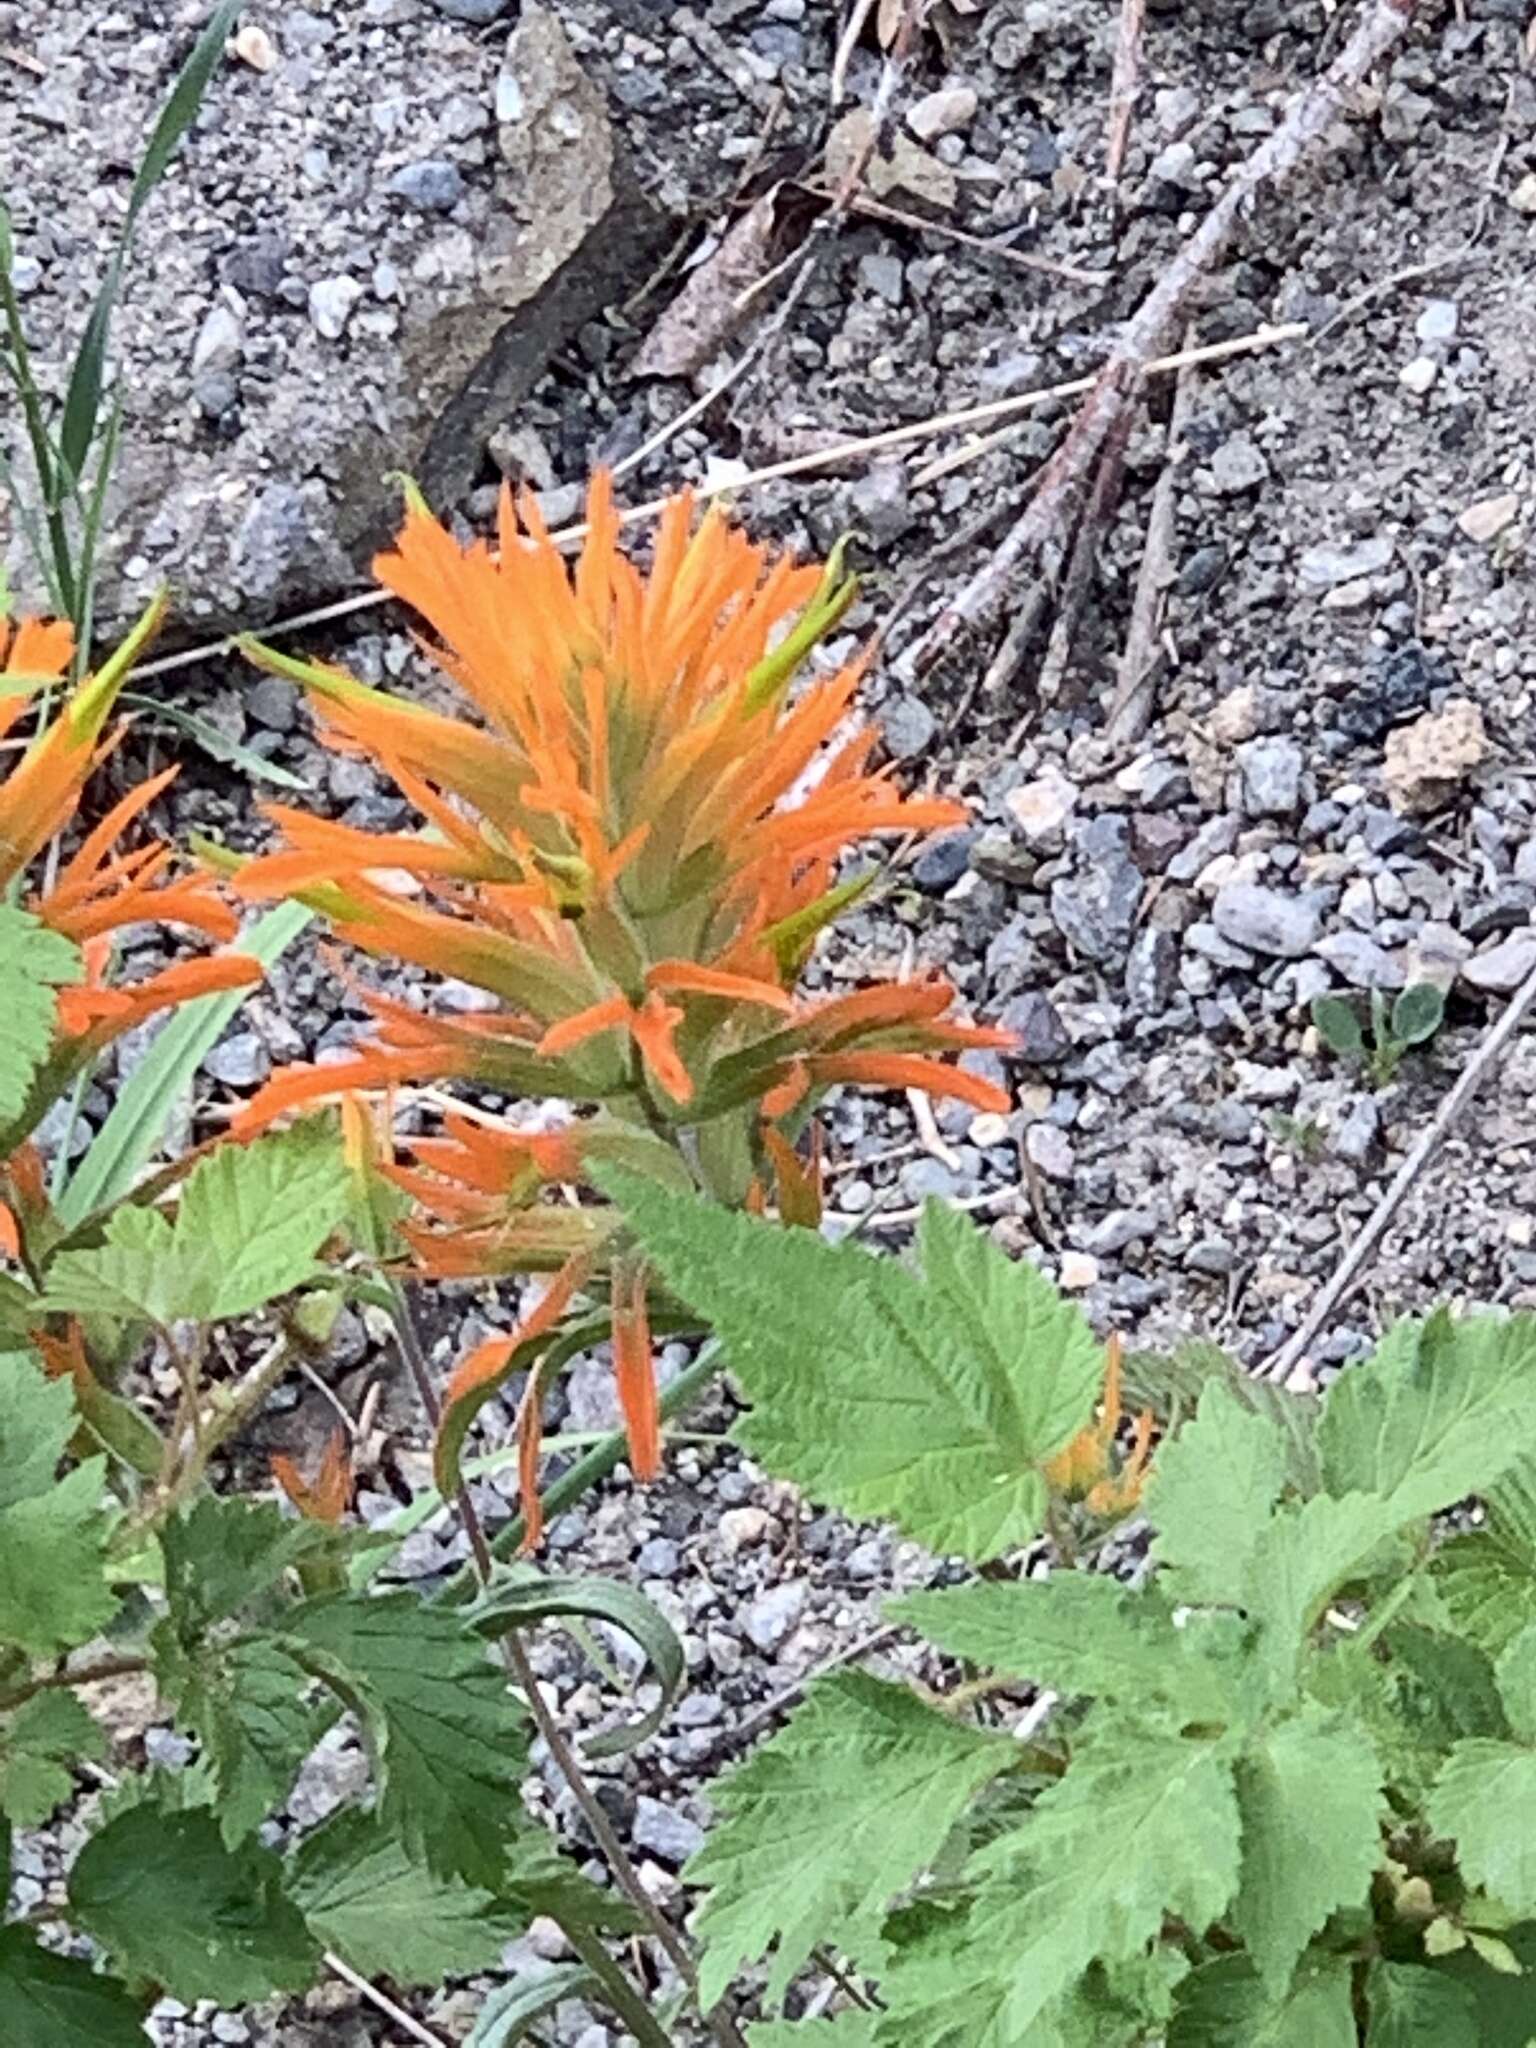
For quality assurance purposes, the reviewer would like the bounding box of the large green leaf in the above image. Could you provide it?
[1428,1739,1536,1912]
[289,1810,528,1982]
[1243,1490,1411,1697]
[1168,1955,1355,2047]
[281,1592,530,1886]
[0,1927,147,2047]
[750,2023,880,2048]
[1144,1379,1286,1606]
[0,906,80,1136]
[1364,1961,1480,2048]
[0,1690,103,1825]
[892,1573,1248,1722]
[1230,1707,1384,1992]
[69,1804,319,2005]
[160,1494,367,1638]
[1319,1311,1536,1519]
[46,1118,351,1325]
[608,1176,1105,1562]
[688,1670,1015,2012]
[0,1355,113,1657]
[880,1726,1241,2041]
[158,1631,333,1848]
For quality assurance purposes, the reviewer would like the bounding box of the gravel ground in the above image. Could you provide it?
[5,0,1536,2039]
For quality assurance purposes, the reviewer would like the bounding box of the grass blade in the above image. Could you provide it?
[56,900,311,1225]
[57,0,242,486]
[121,693,313,791]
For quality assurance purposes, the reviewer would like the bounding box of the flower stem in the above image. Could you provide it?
[562,1924,678,2048]
[387,1282,745,2048]
[0,1651,148,1713]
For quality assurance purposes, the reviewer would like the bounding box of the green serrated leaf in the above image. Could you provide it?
[158,1629,333,1848]
[689,1670,1015,2013]
[69,1804,320,2005]
[607,1176,1104,1562]
[892,1573,1247,1722]
[0,1455,115,1657]
[0,1925,148,2047]
[1145,1379,1287,1607]
[1495,1623,1536,1743]
[750,2021,880,2048]
[881,1726,1241,2042]
[161,1494,365,1639]
[1123,1338,1319,1490]
[1320,1311,1536,1520]
[0,905,81,1133]
[281,1592,530,1887]
[1432,1536,1534,1659]
[45,1118,351,1326]
[1388,1623,1510,1751]
[1244,1490,1410,1697]
[0,1690,103,1824]
[289,1809,529,1983]
[0,1349,79,1510]
[1230,1706,1384,1992]
[1429,1921,1536,2046]
[1429,1740,1536,1913]
[1169,1954,1355,2047]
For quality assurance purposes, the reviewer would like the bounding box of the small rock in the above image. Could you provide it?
[1212,881,1325,959]
[743,1580,808,1652]
[881,694,937,760]
[1336,641,1445,743]
[1050,815,1143,965]
[388,159,465,212]
[1415,299,1459,343]
[633,1796,704,1865]
[1168,813,1240,883]
[1398,355,1438,395]
[911,829,973,894]
[1407,922,1472,991]
[1208,434,1270,495]
[1125,926,1178,1013]
[1058,1251,1100,1291]
[857,251,904,305]
[1002,991,1071,1064]
[233,22,277,69]
[1237,737,1304,817]
[1331,1095,1382,1168]
[1026,1121,1074,1183]
[307,276,364,339]
[428,0,513,17]
[1085,1209,1156,1256]
[1185,1237,1236,1277]
[1458,492,1520,543]
[1297,534,1394,593]
[1177,543,1227,595]
[1463,934,1536,994]
[1006,769,1078,849]
[718,1507,774,1554]
[969,1111,1011,1148]
[848,461,914,544]
[1383,700,1488,816]
[1313,931,1406,990]
[907,85,978,140]
[203,1032,271,1089]
[191,301,243,376]
[1511,171,1536,215]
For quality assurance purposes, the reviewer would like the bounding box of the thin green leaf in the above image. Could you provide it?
[122,692,312,791]
[467,1968,603,2047]
[1311,994,1365,1057]
[1391,983,1445,1049]
[466,1568,685,1759]
[1145,1378,1287,1607]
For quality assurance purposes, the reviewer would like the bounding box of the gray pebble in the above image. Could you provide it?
[388,158,465,212]
[246,675,298,732]
[1463,934,1536,993]
[1297,534,1394,593]
[1084,1209,1157,1256]
[1212,881,1325,959]
[427,0,513,18]
[911,830,973,894]
[1125,926,1179,1012]
[1208,434,1270,494]
[881,694,937,760]
[203,1032,271,1088]
[308,275,364,339]
[1238,737,1304,818]
[1331,1095,1383,1168]
[632,1795,705,1865]
[1050,816,1144,965]
[1002,991,1071,1064]
[1313,931,1406,990]
[743,1580,808,1652]
[636,1537,680,1578]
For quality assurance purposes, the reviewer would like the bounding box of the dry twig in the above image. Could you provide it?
[1103,329,1197,743]
[898,0,1418,685]
[1260,945,1536,1384]
[1105,0,1147,184]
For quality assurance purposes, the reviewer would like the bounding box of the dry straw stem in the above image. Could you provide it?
[126,324,1301,694]
[898,0,1419,683]
[1260,944,1536,1385]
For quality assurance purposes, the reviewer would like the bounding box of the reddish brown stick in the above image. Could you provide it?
[898,0,1417,684]
[1106,0,1147,185]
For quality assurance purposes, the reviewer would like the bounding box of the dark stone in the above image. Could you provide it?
[1000,991,1071,1064]
[911,829,974,894]
[1335,641,1450,742]
[1050,816,1144,966]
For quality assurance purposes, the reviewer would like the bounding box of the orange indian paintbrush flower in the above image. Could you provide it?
[228,477,1013,1511]
[0,602,260,1172]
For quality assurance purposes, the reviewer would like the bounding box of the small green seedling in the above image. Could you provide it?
[1311,981,1446,1087]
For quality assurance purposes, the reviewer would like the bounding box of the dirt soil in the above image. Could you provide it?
[4,0,1536,2040]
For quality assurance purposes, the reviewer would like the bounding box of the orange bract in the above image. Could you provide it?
[1042,1335,1154,1517]
[0,601,259,1158]
[231,478,1014,1510]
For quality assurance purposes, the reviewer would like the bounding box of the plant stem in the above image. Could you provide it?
[0,1651,148,1713]
[387,1283,744,2047]
[563,1920,678,2048]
